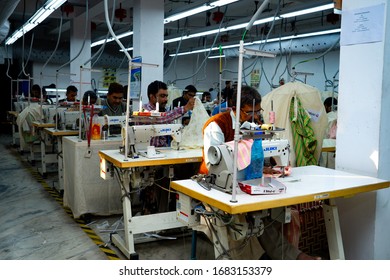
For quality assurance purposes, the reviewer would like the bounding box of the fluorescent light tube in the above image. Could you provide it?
[4,0,66,45]
[280,3,334,18]
[45,0,67,10]
[164,0,238,24]
[30,9,53,24]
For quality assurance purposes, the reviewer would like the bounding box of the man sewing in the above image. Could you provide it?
[99,83,127,135]
[142,80,195,147]
[200,85,318,260]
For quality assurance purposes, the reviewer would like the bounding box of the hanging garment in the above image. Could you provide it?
[261,82,327,167]
[289,96,318,166]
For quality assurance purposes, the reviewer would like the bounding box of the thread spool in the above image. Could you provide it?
[269,100,275,124]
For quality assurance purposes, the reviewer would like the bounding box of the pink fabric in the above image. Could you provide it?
[225,139,253,170]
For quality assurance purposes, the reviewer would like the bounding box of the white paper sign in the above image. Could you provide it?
[340,3,385,46]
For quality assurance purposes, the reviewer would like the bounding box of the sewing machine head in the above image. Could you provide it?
[103,115,127,136]
[63,111,80,129]
[262,139,290,167]
[42,106,67,124]
[122,123,183,157]
[207,138,290,193]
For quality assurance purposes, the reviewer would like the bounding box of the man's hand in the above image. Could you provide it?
[184,97,195,113]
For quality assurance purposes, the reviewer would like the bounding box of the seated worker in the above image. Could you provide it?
[59,85,78,103]
[201,91,216,115]
[99,83,126,135]
[66,90,98,112]
[82,90,98,105]
[200,85,319,260]
[142,80,195,147]
[30,84,41,99]
[100,82,126,116]
[172,85,197,109]
[211,82,234,116]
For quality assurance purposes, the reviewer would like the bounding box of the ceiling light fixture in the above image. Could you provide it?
[164,2,334,45]
[91,31,134,48]
[5,0,66,45]
[92,0,238,48]
[280,3,334,18]
[164,0,239,24]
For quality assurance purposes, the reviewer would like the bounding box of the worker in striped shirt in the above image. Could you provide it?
[142,80,195,147]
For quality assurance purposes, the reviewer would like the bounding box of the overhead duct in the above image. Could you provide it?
[223,34,340,57]
[0,0,21,44]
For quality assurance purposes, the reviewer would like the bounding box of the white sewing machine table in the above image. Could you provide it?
[170,166,390,260]
[98,148,203,259]
[43,127,79,189]
[62,136,123,219]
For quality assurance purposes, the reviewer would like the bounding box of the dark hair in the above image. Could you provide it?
[108,82,124,95]
[202,92,211,101]
[324,97,338,107]
[147,80,167,99]
[32,84,41,91]
[231,86,261,108]
[183,85,197,94]
[66,85,78,93]
[82,90,97,103]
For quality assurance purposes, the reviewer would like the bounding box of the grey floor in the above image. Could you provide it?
[0,134,214,260]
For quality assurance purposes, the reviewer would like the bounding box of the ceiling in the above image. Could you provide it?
[1,0,340,67]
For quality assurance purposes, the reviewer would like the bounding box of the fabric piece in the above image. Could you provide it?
[225,139,254,170]
[283,208,300,248]
[289,96,318,166]
[176,97,210,149]
[16,103,42,147]
[261,82,327,167]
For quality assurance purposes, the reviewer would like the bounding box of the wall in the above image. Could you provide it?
[164,49,340,97]
[336,0,390,259]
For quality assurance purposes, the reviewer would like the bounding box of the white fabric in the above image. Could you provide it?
[203,110,236,168]
[167,85,182,109]
[262,82,328,167]
[177,97,210,149]
[16,103,42,150]
[62,136,123,218]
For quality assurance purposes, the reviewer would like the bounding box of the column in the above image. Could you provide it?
[336,0,390,259]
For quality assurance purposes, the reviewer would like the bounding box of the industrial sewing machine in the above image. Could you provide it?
[175,138,291,258]
[120,123,183,158]
[206,138,290,193]
[103,115,127,136]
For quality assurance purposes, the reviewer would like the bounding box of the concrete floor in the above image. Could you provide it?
[0,134,214,260]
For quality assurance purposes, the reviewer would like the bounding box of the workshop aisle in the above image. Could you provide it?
[0,134,108,260]
[0,134,214,260]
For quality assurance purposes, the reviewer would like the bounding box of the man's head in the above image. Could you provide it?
[82,91,98,105]
[202,91,211,102]
[31,84,41,98]
[183,85,197,101]
[66,85,78,101]
[231,86,262,124]
[324,97,337,113]
[107,82,124,108]
[147,80,168,111]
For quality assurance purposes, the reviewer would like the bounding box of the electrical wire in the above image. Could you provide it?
[170,5,228,84]
[41,13,64,74]
[86,0,117,68]
[103,0,131,60]
[57,0,90,72]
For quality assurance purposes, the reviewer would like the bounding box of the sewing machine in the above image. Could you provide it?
[207,138,290,193]
[121,123,183,158]
[103,115,126,136]
[42,106,67,124]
